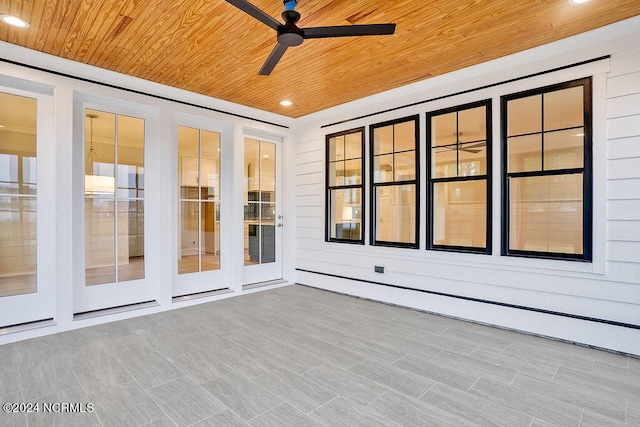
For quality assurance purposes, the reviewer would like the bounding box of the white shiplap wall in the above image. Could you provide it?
[292,18,640,356]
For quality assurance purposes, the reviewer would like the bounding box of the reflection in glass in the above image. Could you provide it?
[433,181,486,248]
[85,198,116,285]
[329,188,362,240]
[394,120,415,152]
[543,129,584,170]
[179,201,199,274]
[509,174,583,254]
[178,126,221,274]
[507,95,541,136]
[432,113,457,147]
[373,154,393,183]
[85,109,145,285]
[201,201,219,272]
[375,184,416,244]
[0,197,37,296]
[0,92,37,297]
[327,129,363,243]
[544,86,583,131]
[508,134,542,173]
[373,126,393,155]
[244,139,277,265]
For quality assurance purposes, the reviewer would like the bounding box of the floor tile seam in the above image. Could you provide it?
[187,406,235,427]
[345,361,421,399]
[305,394,341,416]
[417,382,437,400]
[244,401,291,424]
[509,375,628,424]
[144,378,226,426]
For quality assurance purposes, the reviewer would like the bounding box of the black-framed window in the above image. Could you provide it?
[370,115,419,248]
[502,77,592,260]
[326,128,365,243]
[427,100,492,253]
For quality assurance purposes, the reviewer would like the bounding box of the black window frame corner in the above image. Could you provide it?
[325,127,366,245]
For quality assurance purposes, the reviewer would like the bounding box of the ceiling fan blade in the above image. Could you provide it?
[225,0,281,31]
[303,23,396,39]
[259,43,289,75]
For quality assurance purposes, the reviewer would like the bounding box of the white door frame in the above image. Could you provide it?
[72,96,160,314]
[172,113,234,297]
[242,134,284,285]
[0,86,56,326]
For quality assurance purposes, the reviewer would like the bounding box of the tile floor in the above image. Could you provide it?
[0,284,638,426]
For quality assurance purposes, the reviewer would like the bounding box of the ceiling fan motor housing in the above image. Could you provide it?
[279,7,303,46]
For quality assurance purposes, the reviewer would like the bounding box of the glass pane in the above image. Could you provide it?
[394,120,416,152]
[508,95,541,136]
[117,200,144,281]
[432,112,457,147]
[433,146,457,178]
[394,151,415,181]
[261,202,276,264]
[373,125,393,155]
[244,138,260,204]
[509,174,583,254]
[344,132,361,160]
[202,130,220,200]
[344,159,361,185]
[0,93,37,195]
[544,86,583,131]
[508,134,542,173]
[245,203,259,265]
[544,129,584,170]
[21,156,37,195]
[201,201,219,272]
[329,135,344,161]
[373,154,393,183]
[329,188,362,240]
[328,161,344,187]
[85,110,115,197]
[375,184,416,244]
[117,164,142,198]
[85,197,116,285]
[0,154,18,194]
[178,201,199,274]
[178,126,200,200]
[458,106,486,143]
[260,142,276,199]
[117,115,144,196]
[433,181,486,248]
[458,141,486,176]
[0,196,37,297]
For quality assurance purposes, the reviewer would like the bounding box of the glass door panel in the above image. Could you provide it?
[0,88,55,326]
[243,138,282,285]
[174,125,224,297]
[74,105,153,314]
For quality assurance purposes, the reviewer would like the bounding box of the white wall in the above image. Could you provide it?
[292,16,640,356]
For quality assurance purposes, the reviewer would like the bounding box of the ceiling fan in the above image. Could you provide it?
[225,0,396,75]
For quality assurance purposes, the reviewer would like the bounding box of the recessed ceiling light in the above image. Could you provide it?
[568,0,590,5]
[280,100,293,106]
[0,14,30,28]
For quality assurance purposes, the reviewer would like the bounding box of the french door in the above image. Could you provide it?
[0,87,55,327]
[73,102,157,314]
[173,122,227,297]
[243,137,283,285]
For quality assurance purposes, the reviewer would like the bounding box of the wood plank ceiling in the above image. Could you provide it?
[1,1,639,118]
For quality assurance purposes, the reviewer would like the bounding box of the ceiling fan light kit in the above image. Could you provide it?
[226,0,396,75]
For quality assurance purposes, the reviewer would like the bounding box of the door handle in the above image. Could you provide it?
[277,223,283,227]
